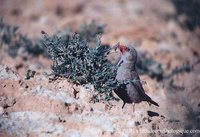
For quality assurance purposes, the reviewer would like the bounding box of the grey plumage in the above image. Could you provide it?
[114,44,159,109]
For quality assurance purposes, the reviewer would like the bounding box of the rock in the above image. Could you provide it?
[0,65,20,80]
[0,106,4,115]
[0,112,65,136]
[31,86,77,104]
[147,111,160,117]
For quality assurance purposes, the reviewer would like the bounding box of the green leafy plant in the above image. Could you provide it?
[41,30,119,101]
[0,17,44,57]
[78,21,106,43]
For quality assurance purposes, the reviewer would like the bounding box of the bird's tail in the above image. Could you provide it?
[148,99,159,107]
[142,93,159,107]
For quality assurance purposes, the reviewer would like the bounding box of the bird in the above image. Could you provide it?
[114,44,159,111]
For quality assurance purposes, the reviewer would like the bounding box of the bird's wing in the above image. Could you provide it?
[131,71,152,101]
[131,70,159,106]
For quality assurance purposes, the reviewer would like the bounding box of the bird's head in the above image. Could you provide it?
[118,44,137,63]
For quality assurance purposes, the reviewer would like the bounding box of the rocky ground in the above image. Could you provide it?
[0,0,200,137]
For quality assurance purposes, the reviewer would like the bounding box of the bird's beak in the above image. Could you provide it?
[111,42,120,51]
[108,43,120,54]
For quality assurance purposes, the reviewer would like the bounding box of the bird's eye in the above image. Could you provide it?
[127,48,130,51]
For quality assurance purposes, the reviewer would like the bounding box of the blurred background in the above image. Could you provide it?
[0,0,200,137]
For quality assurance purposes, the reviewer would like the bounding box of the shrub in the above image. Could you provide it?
[41,30,118,101]
[0,17,44,57]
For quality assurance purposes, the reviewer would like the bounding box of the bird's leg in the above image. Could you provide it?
[132,103,135,112]
[122,102,126,109]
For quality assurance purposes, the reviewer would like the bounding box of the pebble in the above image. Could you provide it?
[0,106,4,115]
